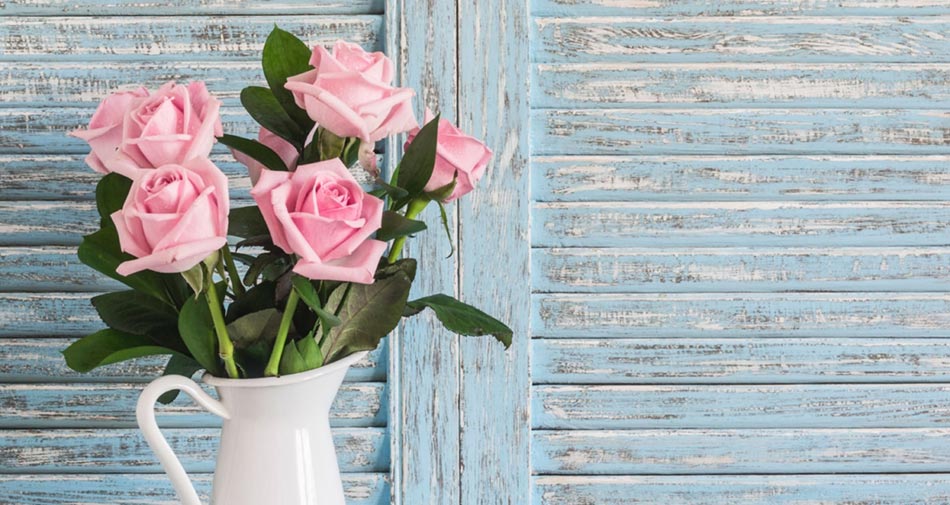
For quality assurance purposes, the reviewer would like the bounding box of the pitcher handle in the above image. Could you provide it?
[136,374,229,505]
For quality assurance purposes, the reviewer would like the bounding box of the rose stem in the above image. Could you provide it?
[264,289,300,377]
[220,246,245,296]
[205,284,240,379]
[387,198,430,263]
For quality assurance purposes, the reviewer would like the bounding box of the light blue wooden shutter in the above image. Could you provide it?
[0,4,391,502]
[528,1,950,503]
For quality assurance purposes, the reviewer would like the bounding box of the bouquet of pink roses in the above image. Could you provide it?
[63,27,511,389]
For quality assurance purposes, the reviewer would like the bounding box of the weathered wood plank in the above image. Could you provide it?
[0,473,388,505]
[387,0,462,503]
[0,0,383,15]
[532,0,950,17]
[533,16,950,63]
[533,474,950,505]
[458,0,533,502]
[2,107,260,154]
[533,428,950,474]
[532,109,950,155]
[0,16,381,61]
[0,247,118,292]
[533,247,950,293]
[533,384,950,429]
[533,338,950,384]
[0,338,386,383]
[534,63,950,108]
[533,202,950,248]
[534,293,950,338]
[532,155,950,202]
[0,382,386,428]
[0,154,252,201]
[0,428,387,473]
[0,293,100,337]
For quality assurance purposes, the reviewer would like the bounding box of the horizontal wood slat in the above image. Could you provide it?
[0,293,99,336]
[532,155,950,202]
[533,428,950,474]
[532,109,950,155]
[0,247,118,292]
[534,293,950,338]
[0,0,383,15]
[0,16,381,61]
[532,338,950,384]
[0,382,386,428]
[534,384,950,429]
[533,474,950,505]
[0,473,388,504]
[532,0,950,17]
[534,63,950,108]
[0,338,386,383]
[533,202,950,248]
[533,16,950,63]
[0,154,252,201]
[0,428,387,473]
[532,247,950,293]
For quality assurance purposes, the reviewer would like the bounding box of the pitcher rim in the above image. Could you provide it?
[202,350,369,388]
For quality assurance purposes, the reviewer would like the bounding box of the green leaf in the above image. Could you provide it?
[321,271,413,363]
[91,290,179,342]
[424,173,457,203]
[436,201,456,258]
[157,354,203,404]
[342,138,362,167]
[77,226,170,303]
[225,308,282,349]
[292,275,342,336]
[95,173,132,226]
[279,339,306,375]
[218,134,289,173]
[376,258,417,283]
[405,294,512,348]
[178,294,222,376]
[298,332,324,369]
[227,280,277,321]
[372,179,409,200]
[279,334,324,376]
[262,26,315,132]
[241,86,305,149]
[376,211,427,241]
[317,127,346,161]
[63,329,177,373]
[228,205,270,239]
[180,264,205,297]
[299,136,321,165]
[396,114,440,197]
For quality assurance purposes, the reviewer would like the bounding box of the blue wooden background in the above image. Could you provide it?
[2,0,950,504]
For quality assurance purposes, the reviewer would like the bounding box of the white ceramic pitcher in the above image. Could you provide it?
[136,350,368,505]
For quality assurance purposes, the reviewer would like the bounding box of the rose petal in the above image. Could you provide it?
[250,169,293,253]
[116,236,227,276]
[292,239,387,284]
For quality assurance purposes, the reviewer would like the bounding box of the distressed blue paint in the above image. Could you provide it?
[0,0,384,15]
[531,0,950,17]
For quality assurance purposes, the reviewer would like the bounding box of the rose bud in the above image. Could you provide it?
[112,158,229,276]
[251,158,387,284]
[405,111,492,202]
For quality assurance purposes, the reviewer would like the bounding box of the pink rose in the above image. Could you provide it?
[251,159,386,284]
[285,41,416,142]
[112,158,229,276]
[231,127,301,185]
[405,112,492,202]
[71,81,223,178]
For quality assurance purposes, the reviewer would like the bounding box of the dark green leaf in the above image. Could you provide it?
[178,294,222,376]
[228,205,270,239]
[95,173,132,226]
[405,294,512,348]
[241,86,305,149]
[227,280,277,321]
[63,329,177,373]
[91,290,179,342]
[376,211,427,241]
[396,114,440,197]
[299,136,321,164]
[225,308,282,349]
[262,26,315,131]
[293,276,342,336]
[157,354,203,404]
[321,271,412,363]
[373,179,409,200]
[436,201,456,258]
[77,226,170,303]
[376,258,417,283]
[317,127,346,161]
[218,134,289,173]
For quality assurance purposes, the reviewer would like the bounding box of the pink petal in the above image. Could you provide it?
[292,239,387,284]
[116,236,227,275]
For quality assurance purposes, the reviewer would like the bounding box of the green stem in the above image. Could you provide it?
[387,198,429,263]
[221,246,245,296]
[264,289,300,377]
[205,285,239,379]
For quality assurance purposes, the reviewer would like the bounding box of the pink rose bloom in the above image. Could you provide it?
[405,112,492,202]
[285,40,417,142]
[231,127,301,185]
[251,158,386,284]
[71,81,223,178]
[112,158,229,276]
